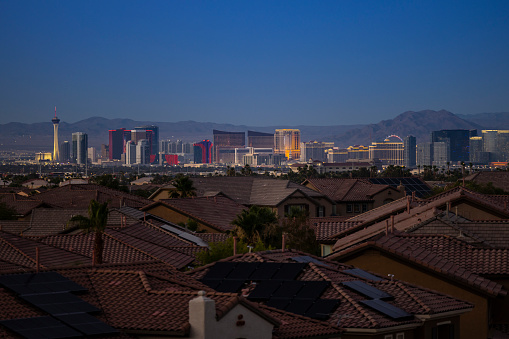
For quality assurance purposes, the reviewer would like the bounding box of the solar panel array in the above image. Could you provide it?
[201,262,340,319]
[368,177,432,198]
[0,272,118,339]
[344,268,384,282]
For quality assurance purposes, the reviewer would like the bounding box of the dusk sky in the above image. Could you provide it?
[1,1,508,126]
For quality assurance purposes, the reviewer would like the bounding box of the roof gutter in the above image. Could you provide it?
[342,322,421,334]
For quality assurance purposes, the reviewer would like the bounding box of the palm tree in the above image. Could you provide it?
[68,200,109,265]
[170,175,196,198]
[232,206,278,246]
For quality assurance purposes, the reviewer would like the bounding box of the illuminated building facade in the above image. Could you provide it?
[194,140,213,164]
[327,148,348,163]
[213,130,245,163]
[247,130,274,148]
[274,129,301,160]
[136,139,150,165]
[369,135,404,166]
[125,141,137,165]
[347,145,370,160]
[52,109,60,162]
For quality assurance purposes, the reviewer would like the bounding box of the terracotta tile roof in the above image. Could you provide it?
[328,233,507,297]
[33,184,153,209]
[39,223,199,270]
[304,178,395,202]
[311,220,363,243]
[0,263,345,338]
[149,196,247,232]
[0,193,45,216]
[465,171,509,192]
[191,177,331,207]
[0,231,91,270]
[0,221,30,235]
[187,250,473,331]
[195,232,230,243]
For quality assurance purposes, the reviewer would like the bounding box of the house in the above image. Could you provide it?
[190,177,336,218]
[141,195,247,233]
[327,233,508,339]
[0,262,343,338]
[188,249,473,339]
[303,178,406,216]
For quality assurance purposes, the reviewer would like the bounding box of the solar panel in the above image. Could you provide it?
[272,281,306,298]
[343,268,384,282]
[56,313,118,336]
[272,263,306,280]
[247,280,282,300]
[214,279,245,293]
[368,177,431,198]
[295,281,329,300]
[203,262,236,280]
[266,298,290,311]
[226,262,259,280]
[0,272,88,296]
[291,255,330,267]
[249,263,282,280]
[341,281,393,300]
[21,292,100,315]
[305,299,340,320]
[360,299,413,320]
[284,299,315,316]
[0,316,82,339]
[200,279,222,290]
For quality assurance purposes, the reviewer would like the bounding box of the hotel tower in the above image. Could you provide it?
[52,107,60,162]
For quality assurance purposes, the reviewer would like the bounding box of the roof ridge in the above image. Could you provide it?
[103,231,167,265]
[393,281,432,313]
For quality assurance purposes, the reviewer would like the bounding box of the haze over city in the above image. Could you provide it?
[1,1,509,126]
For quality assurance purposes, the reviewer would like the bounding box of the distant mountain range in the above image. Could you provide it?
[1,110,508,152]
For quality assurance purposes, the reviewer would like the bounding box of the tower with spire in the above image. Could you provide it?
[52,107,60,162]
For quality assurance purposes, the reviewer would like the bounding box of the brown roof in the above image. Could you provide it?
[465,171,509,192]
[32,184,153,209]
[191,177,331,207]
[0,193,46,216]
[39,222,200,269]
[0,262,344,338]
[188,250,473,331]
[146,196,247,232]
[304,178,396,202]
[328,233,507,297]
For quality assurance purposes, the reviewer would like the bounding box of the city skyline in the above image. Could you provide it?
[1,1,509,126]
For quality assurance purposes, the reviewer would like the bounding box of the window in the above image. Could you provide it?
[354,204,360,213]
[317,206,324,217]
[396,333,405,339]
[362,203,368,212]
[346,204,353,213]
[384,335,393,339]
[432,322,454,339]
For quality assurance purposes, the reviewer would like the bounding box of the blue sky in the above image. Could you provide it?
[1,1,508,126]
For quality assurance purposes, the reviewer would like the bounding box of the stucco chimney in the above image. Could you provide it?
[189,291,216,339]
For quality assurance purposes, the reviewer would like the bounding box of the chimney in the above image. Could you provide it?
[385,220,389,236]
[406,196,410,214]
[189,291,216,338]
[391,215,395,233]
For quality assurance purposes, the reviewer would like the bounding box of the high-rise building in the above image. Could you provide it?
[432,140,450,167]
[109,128,128,160]
[300,141,334,162]
[431,129,476,163]
[194,140,213,164]
[213,130,245,163]
[247,131,274,149]
[403,136,417,168]
[469,136,489,164]
[72,132,88,165]
[274,129,301,160]
[327,148,349,163]
[135,125,159,163]
[52,108,60,162]
[347,145,370,161]
[369,136,404,166]
[416,142,433,167]
[88,147,98,163]
[60,141,70,163]
[125,140,137,165]
[136,139,150,165]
